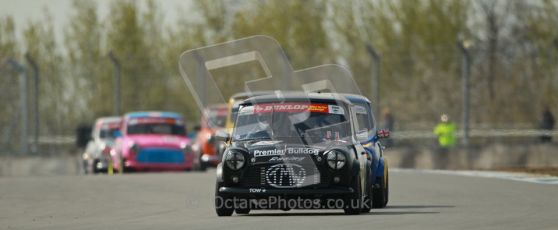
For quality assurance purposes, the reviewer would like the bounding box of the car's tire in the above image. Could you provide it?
[92,159,100,174]
[193,152,207,172]
[361,161,374,213]
[384,169,390,206]
[192,157,201,171]
[194,160,208,172]
[215,181,234,217]
[344,175,363,215]
[119,159,133,173]
[82,160,89,174]
[235,208,250,215]
[200,161,208,171]
[372,164,389,208]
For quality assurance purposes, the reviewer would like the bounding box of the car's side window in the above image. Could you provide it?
[353,105,371,142]
[365,105,375,132]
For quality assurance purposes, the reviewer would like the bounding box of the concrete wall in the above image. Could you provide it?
[0,155,81,177]
[1,143,557,176]
[386,143,558,170]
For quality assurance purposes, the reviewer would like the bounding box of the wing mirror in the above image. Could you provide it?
[214,130,230,142]
[376,129,390,139]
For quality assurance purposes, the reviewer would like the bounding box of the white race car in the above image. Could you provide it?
[82,117,121,174]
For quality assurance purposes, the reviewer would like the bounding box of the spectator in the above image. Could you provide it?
[540,106,555,143]
[434,114,456,149]
[433,114,456,169]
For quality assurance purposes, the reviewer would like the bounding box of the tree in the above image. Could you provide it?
[23,11,68,136]
[0,16,21,152]
[65,0,109,119]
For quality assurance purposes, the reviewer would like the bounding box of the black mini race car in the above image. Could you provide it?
[214,93,389,216]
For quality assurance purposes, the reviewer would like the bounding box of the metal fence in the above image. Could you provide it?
[1,43,557,156]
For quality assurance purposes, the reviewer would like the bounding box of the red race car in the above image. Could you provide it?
[193,104,228,170]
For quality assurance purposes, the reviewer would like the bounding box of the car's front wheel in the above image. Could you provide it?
[215,181,234,216]
[373,163,389,208]
[82,160,90,174]
[344,176,363,215]
[199,160,208,171]
[193,151,208,172]
[118,159,134,173]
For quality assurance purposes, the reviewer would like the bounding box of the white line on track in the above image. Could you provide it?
[393,168,558,185]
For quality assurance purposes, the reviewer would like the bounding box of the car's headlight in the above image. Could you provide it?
[326,150,346,170]
[224,150,245,170]
[208,135,216,145]
[130,143,140,153]
[180,143,192,153]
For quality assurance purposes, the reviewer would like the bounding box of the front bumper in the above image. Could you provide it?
[201,154,220,166]
[218,186,354,196]
[95,158,109,170]
[216,186,357,210]
[125,161,193,171]
[124,147,194,171]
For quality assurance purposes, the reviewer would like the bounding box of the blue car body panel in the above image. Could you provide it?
[346,95,385,185]
[136,148,185,164]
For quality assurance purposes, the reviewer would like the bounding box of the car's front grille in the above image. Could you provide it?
[240,164,322,188]
[136,148,185,164]
[240,167,266,187]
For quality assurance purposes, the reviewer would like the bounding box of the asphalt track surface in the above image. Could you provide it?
[1,170,557,230]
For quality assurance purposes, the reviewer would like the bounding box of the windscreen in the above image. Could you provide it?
[96,120,121,140]
[233,102,351,145]
[126,117,186,136]
[207,115,226,129]
[206,106,227,129]
[100,128,120,139]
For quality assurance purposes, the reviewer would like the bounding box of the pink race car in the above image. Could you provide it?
[112,111,194,172]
